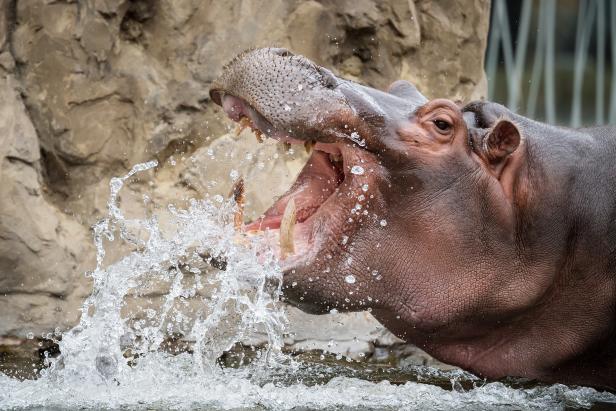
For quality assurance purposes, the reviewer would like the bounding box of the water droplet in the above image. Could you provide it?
[362,184,369,192]
[26,332,34,340]
[345,274,356,284]
[297,84,303,91]
[380,219,387,227]
[229,169,239,181]
[341,235,349,245]
[350,165,365,175]
[284,104,291,111]
[349,131,366,147]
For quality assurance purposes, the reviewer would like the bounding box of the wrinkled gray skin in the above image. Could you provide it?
[210,48,616,390]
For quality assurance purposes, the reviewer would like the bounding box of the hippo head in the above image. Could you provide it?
[210,48,525,339]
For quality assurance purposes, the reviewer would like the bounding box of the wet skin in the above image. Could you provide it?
[210,48,616,390]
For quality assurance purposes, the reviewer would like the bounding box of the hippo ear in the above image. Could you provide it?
[387,80,427,107]
[475,119,521,177]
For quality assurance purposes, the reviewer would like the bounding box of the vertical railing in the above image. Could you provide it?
[486,0,615,126]
[571,1,596,127]
[609,2,616,123]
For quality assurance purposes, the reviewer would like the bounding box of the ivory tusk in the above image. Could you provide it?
[279,198,296,259]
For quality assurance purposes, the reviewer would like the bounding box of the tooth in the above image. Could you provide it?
[279,198,296,259]
[304,140,315,154]
[229,178,245,230]
[235,117,251,137]
[329,153,342,163]
[254,128,264,143]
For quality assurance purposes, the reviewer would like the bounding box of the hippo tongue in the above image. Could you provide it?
[245,150,342,231]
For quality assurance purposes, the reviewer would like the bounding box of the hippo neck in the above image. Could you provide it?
[504,115,616,387]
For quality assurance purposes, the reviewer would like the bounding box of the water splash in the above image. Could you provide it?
[3,160,285,387]
[348,131,366,147]
[0,160,615,410]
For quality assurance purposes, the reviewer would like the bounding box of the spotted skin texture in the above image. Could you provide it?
[210,48,616,390]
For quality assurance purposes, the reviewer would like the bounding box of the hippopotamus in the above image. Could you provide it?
[209,48,616,390]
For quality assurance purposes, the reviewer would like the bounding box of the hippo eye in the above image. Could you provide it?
[433,119,451,131]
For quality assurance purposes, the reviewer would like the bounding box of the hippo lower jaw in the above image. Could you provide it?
[219,94,381,285]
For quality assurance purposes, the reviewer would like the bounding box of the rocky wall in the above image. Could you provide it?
[0,0,490,356]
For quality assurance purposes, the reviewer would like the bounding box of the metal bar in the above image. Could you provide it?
[496,0,516,105]
[527,1,546,119]
[609,0,616,124]
[486,2,502,101]
[571,1,597,127]
[544,0,557,124]
[596,0,606,124]
[508,0,532,110]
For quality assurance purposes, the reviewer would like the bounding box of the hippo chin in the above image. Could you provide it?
[210,48,616,390]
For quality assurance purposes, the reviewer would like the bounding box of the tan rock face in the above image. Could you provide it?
[0,0,490,345]
[0,76,93,336]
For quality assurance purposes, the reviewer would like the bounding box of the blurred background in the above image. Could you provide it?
[487,0,616,126]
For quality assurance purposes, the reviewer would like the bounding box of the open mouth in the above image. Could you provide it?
[218,94,373,267]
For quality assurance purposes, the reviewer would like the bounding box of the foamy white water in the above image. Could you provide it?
[1,161,615,410]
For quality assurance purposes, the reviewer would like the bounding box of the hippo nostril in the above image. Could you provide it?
[316,66,339,90]
[209,89,223,106]
[268,48,294,58]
